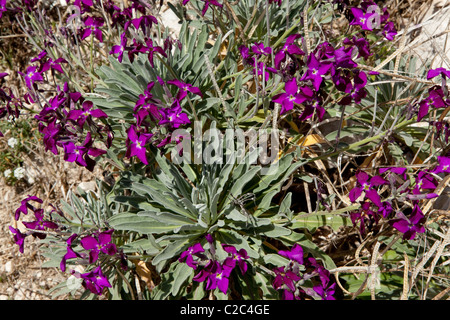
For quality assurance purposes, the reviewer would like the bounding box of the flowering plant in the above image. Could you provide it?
[2,0,449,300]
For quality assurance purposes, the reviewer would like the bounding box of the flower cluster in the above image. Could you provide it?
[272,244,336,300]
[416,68,450,122]
[348,159,449,239]
[0,72,22,137]
[9,195,59,253]
[348,0,397,41]
[125,78,201,164]
[178,234,249,295]
[264,35,369,122]
[60,229,126,295]
[33,80,110,171]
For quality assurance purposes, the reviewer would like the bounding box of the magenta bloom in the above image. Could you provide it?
[349,171,386,207]
[350,7,379,31]
[40,57,67,74]
[9,226,27,253]
[251,42,272,57]
[67,100,108,127]
[19,66,44,90]
[159,101,191,128]
[390,205,426,240]
[145,38,167,67]
[301,53,332,91]
[109,32,128,63]
[382,21,397,40]
[62,132,106,171]
[433,156,450,174]
[417,87,446,121]
[80,265,112,295]
[179,243,205,269]
[278,243,303,265]
[22,208,58,239]
[126,15,158,34]
[222,245,249,275]
[125,125,153,164]
[313,282,336,300]
[60,233,82,272]
[15,195,43,221]
[80,16,104,42]
[193,260,232,294]
[274,34,304,69]
[272,78,313,114]
[272,266,302,293]
[199,0,223,16]
[80,229,117,264]
[350,201,379,235]
[166,79,203,101]
[427,67,450,80]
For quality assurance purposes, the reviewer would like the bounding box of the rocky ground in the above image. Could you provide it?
[0,0,448,300]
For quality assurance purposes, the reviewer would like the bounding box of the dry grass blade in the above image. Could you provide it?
[401,252,410,300]
[423,227,450,298]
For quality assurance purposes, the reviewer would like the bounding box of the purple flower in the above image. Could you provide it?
[301,53,332,91]
[199,0,223,16]
[159,101,191,129]
[9,226,27,253]
[60,233,81,272]
[272,78,313,114]
[427,67,450,80]
[40,57,67,74]
[179,243,205,269]
[79,265,112,295]
[272,266,302,293]
[378,201,393,218]
[222,245,249,275]
[298,95,326,122]
[166,79,203,101]
[251,42,272,57]
[343,36,372,60]
[193,260,232,294]
[15,195,43,221]
[349,171,386,207]
[40,119,62,155]
[126,15,158,34]
[62,132,106,171]
[0,0,7,18]
[22,208,58,238]
[390,204,426,240]
[413,171,437,195]
[125,125,153,164]
[67,100,108,127]
[239,45,255,67]
[313,282,336,300]
[350,7,379,31]
[109,32,128,62]
[278,243,303,265]
[144,38,167,68]
[433,156,450,174]
[274,34,305,69]
[80,229,117,264]
[350,201,379,235]
[417,87,446,121]
[80,16,104,42]
[382,21,397,41]
[19,66,44,90]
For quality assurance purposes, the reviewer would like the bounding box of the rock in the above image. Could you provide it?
[78,181,97,193]
[4,261,13,274]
